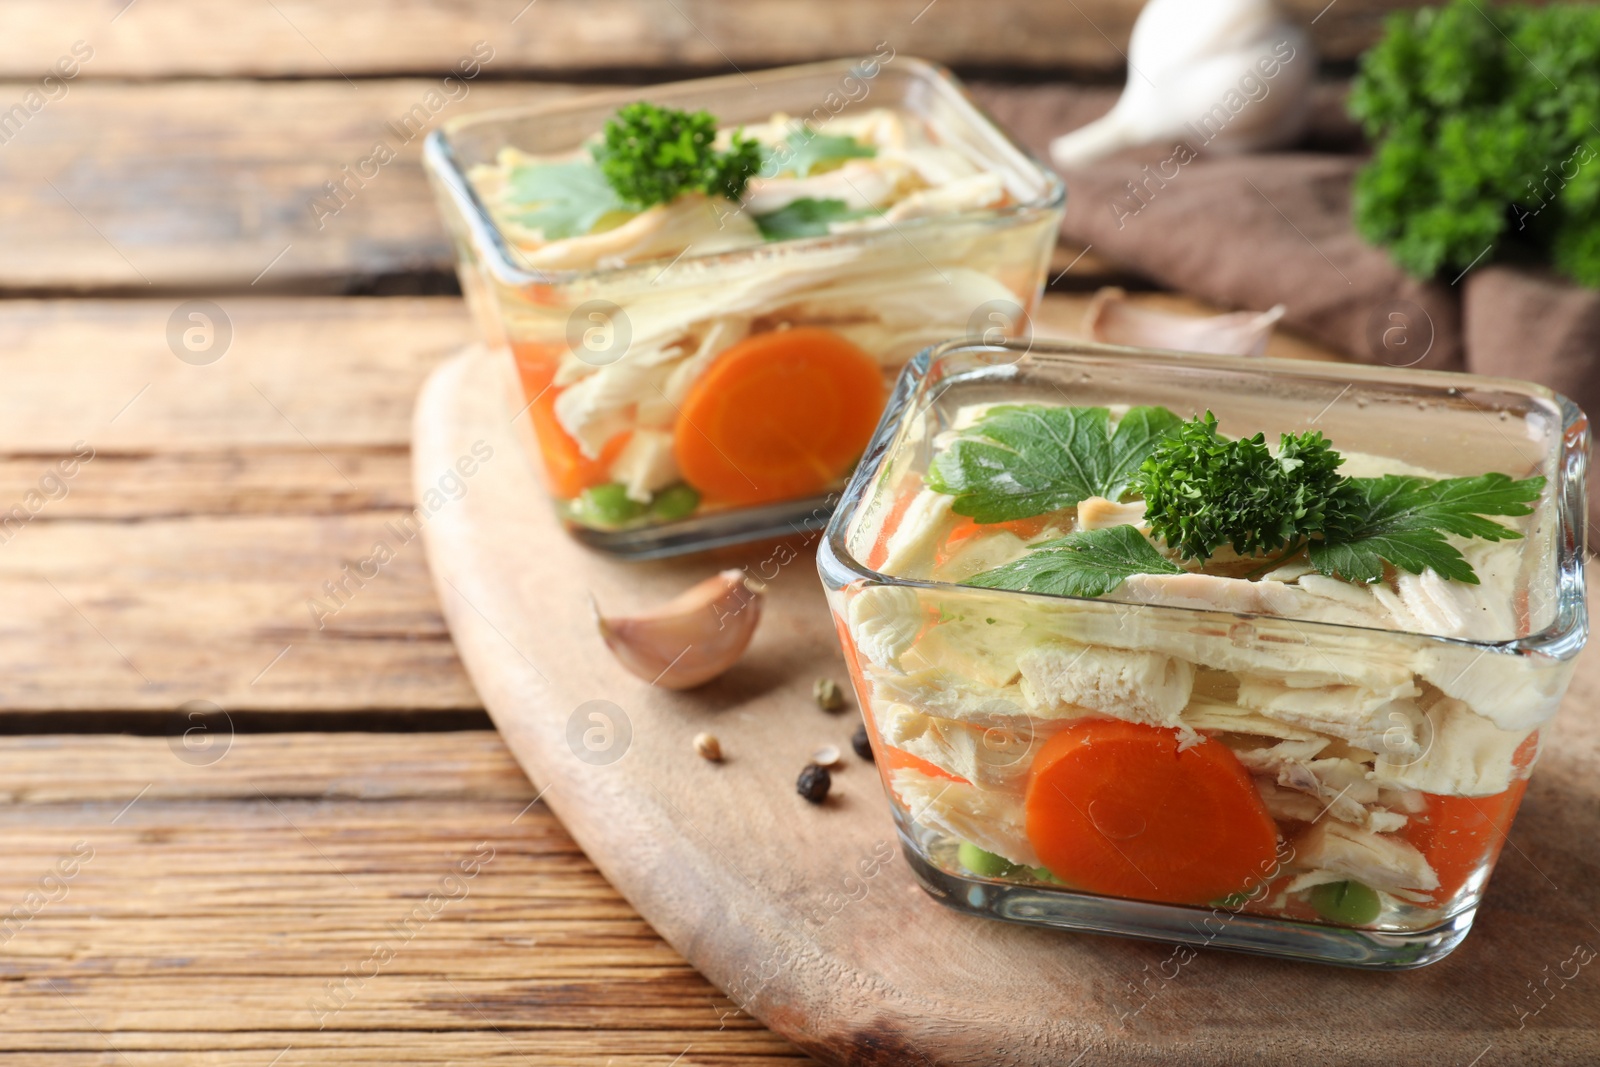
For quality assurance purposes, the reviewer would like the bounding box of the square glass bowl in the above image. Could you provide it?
[423,58,1065,558]
[817,338,1589,968]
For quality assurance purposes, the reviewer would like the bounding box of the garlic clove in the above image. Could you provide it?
[594,569,763,690]
[1050,0,1315,170]
[1084,287,1286,358]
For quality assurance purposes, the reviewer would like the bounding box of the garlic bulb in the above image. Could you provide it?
[1084,287,1286,357]
[594,570,764,689]
[1050,0,1314,170]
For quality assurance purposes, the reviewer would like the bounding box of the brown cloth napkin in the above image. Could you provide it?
[1464,265,1600,428]
[1049,154,1465,373]
[971,83,1598,536]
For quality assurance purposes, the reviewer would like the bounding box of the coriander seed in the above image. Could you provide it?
[694,732,722,762]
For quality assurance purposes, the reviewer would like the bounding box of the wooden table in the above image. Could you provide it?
[0,4,1453,1063]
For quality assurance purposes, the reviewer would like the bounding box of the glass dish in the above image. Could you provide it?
[817,338,1589,968]
[423,58,1064,558]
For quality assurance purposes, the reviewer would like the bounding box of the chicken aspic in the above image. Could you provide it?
[466,102,1055,531]
[836,401,1563,930]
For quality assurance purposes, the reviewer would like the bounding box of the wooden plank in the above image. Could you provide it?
[0,448,413,519]
[0,294,1341,715]
[0,730,812,1065]
[0,512,480,711]
[0,297,476,711]
[0,731,530,802]
[0,1,1437,79]
[0,80,584,292]
[417,347,1600,1066]
[0,297,470,451]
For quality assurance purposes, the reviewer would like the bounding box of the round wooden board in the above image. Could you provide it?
[414,348,1600,1067]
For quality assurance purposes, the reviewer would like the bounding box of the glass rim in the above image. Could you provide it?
[818,337,1592,661]
[421,55,1067,289]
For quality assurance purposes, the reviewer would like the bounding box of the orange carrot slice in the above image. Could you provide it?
[673,327,885,507]
[831,610,958,791]
[528,396,629,500]
[1025,719,1279,905]
[511,340,562,400]
[884,747,967,784]
[866,483,921,571]
[511,342,629,499]
[1401,779,1529,902]
[935,513,1057,568]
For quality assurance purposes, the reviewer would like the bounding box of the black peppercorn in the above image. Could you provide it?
[851,723,874,762]
[796,762,831,804]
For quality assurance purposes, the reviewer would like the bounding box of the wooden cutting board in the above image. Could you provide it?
[415,348,1600,1067]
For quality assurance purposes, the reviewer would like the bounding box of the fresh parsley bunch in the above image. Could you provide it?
[1348,0,1600,285]
[1132,412,1352,563]
[591,102,764,208]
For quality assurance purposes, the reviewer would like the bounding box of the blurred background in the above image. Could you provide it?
[0,0,1427,297]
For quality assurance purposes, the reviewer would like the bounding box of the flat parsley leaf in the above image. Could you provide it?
[753,197,867,240]
[507,161,626,240]
[784,130,876,176]
[965,524,1183,598]
[764,128,877,178]
[927,404,1184,523]
[1309,473,1544,585]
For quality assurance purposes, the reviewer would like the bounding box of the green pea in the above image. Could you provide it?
[575,483,645,527]
[958,842,1016,879]
[649,483,701,521]
[1309,880,1382,926]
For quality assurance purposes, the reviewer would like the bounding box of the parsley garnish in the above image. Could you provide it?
[953,405,1546,597]
[1310,473,1544,585]
[1132,412,1350,562]
[966,524,1182,598]
[752,197,867,240]
[506,161,627,240]
[927,404,1183,523]
[591,102,764,208]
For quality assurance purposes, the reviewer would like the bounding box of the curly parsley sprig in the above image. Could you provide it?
[1131,412,1353,563]
[591,102,764,208]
